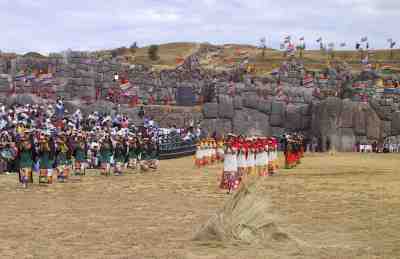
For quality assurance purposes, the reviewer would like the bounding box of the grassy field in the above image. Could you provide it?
[131,42,200,69]
[0,153,399,258]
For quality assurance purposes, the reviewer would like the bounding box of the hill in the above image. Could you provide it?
[4,42,399,75]
[101,42,400,75]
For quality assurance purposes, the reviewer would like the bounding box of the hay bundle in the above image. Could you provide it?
[193,180,298,248]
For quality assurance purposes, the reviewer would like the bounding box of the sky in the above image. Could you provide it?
[0,0,399,54]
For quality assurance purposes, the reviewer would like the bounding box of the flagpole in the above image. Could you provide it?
[390,46,393,60]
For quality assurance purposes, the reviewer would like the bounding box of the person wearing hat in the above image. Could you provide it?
[262,138,270,176]
[194,139,204,168]
[113,136,127,176]
[55,134,70,183]
[73,134,87,176]
[255,137,267,177]
[92,134,101,168]
[203,139,211,166]
[242,138,250,176]
[236,136,247,180]
[248,138,257,176]
[219,137,239,194]
[99,136,113,176]
[127,137,140,170]
[267,138,274,176]
[16,132,35,188]
[38,133,56,185]
[139,138,151,172]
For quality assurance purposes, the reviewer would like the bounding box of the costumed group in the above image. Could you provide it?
[2,130,161,188]
[195,133,304,194]
[0,98,304,193]
[0,99,200,188]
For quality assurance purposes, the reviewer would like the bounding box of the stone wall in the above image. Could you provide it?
[201,95,400,151]
[1,51,400,150]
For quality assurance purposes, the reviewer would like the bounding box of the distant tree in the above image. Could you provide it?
[259,37,267,58]
[148,45,159,61]
[130,42,138,49]
[130,42,138,55]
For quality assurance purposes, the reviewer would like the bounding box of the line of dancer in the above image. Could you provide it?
[195,134,279,194]
[8,129,160,188]
[195,138,225,167]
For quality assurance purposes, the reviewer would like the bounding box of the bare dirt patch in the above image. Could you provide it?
[0,153,399,258]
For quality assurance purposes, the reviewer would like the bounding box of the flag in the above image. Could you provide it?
[340,42,346,47]
[316,37,322,43]
[287,43,296,56]
[391,41,396,48]
[361,36,368,42]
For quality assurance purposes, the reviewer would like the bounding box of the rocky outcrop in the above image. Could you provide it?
[201,119,232,137]
[392,111,400,135]
[284,104,302,130]
[201,94,398,152]
[270,101,286,127]
[218,95,234,119]
[233,108,270,136]
[310,97,390,151]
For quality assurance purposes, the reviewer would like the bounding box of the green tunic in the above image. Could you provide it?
[57,151,68,166]
[136,147,143,160]
[19,149,33,169]
[149,149,159,160]
[114,145,126,163]
[75,148,86,162]
[128,146,138,159]
[99,147,112,163]
[40,151,54,169]
[142,149,151,161]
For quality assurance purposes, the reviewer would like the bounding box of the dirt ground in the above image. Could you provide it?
[0,153,399,259]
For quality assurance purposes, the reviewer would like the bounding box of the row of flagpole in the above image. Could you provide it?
[277,36,397,60]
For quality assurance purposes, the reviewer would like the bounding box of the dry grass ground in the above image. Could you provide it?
[204,47,400,75]
[96,42,400,73]
[128,42,199,69]
[0,153,399,258]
